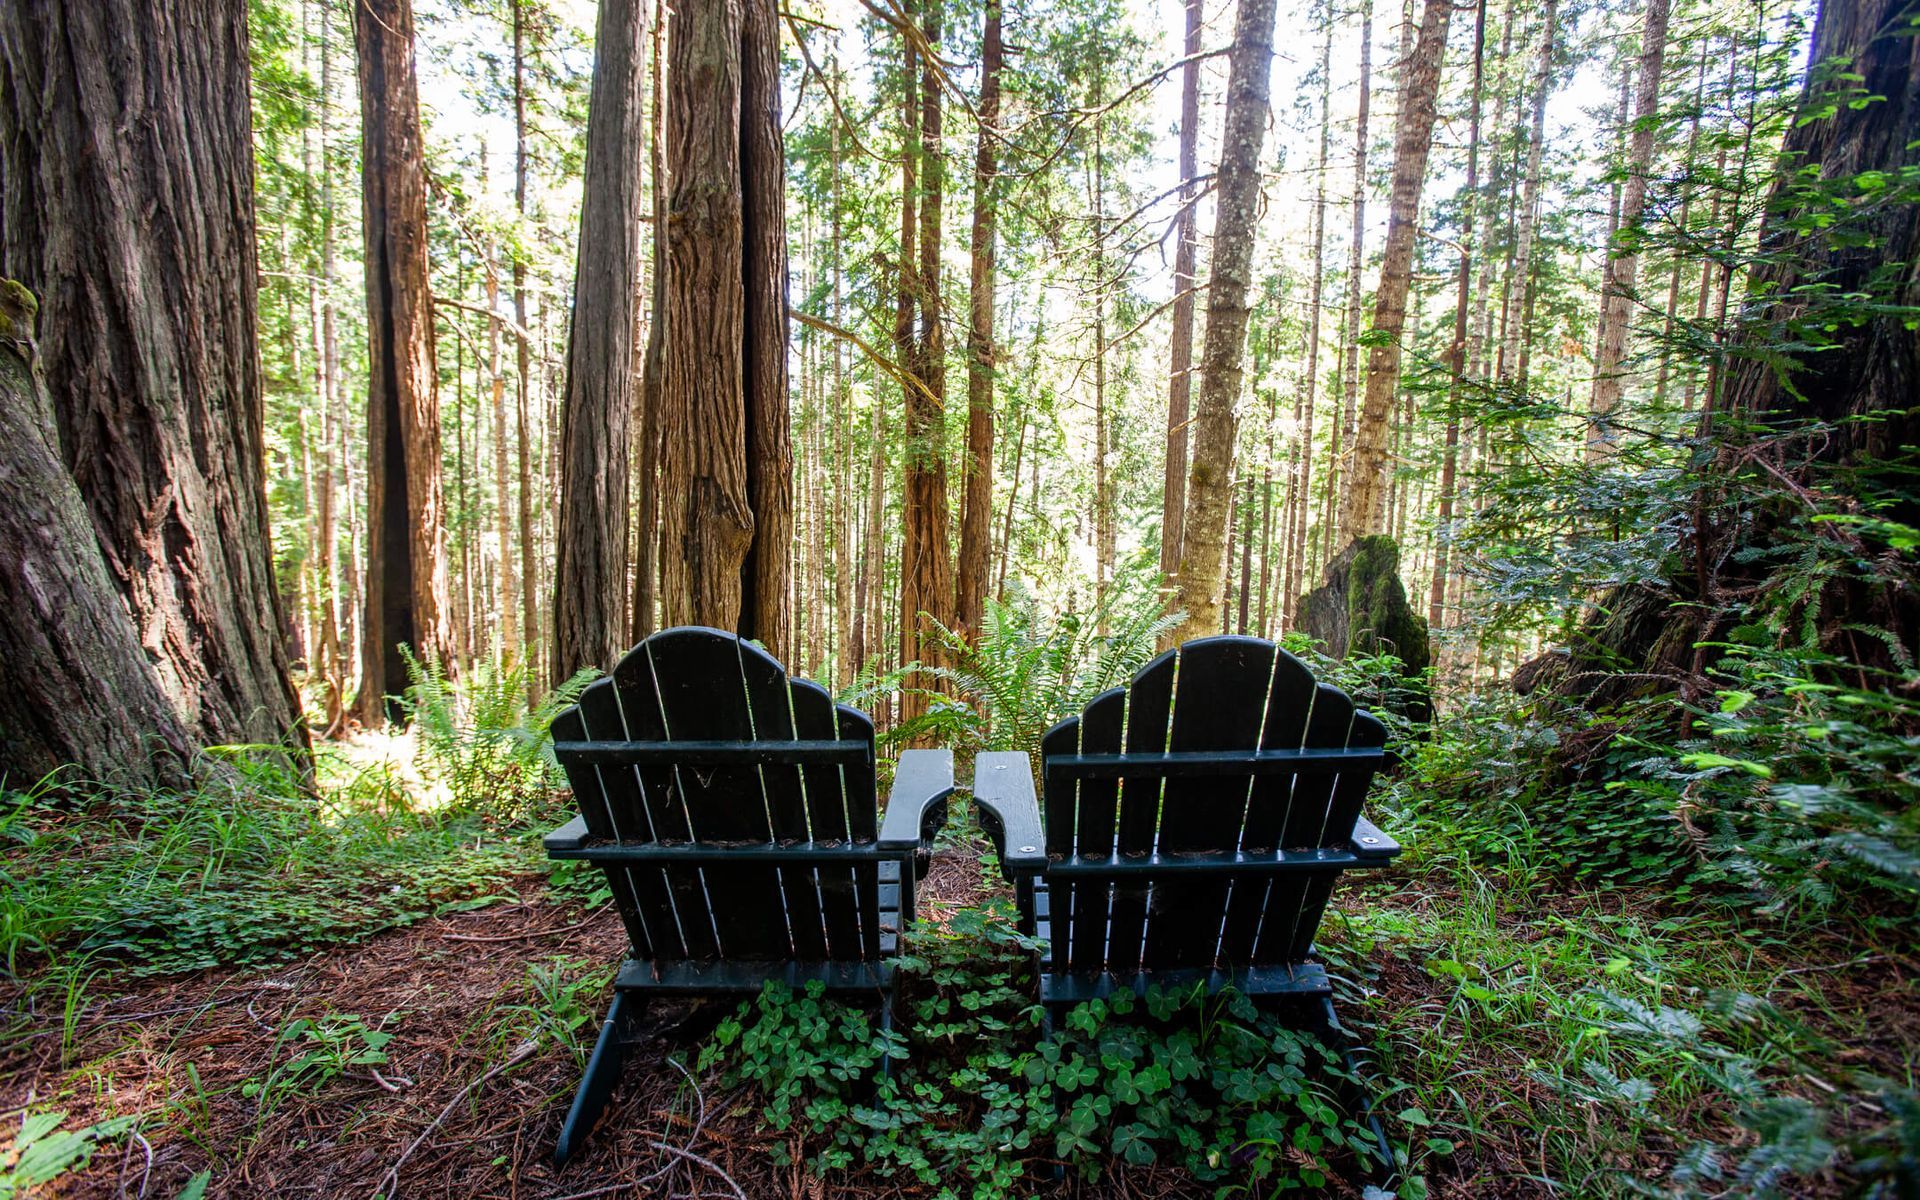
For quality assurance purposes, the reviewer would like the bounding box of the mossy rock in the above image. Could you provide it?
[1298,535,1432,720]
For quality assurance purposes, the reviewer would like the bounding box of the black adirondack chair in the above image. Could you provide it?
[542,626,955,1166]
[971,634,1401,1024]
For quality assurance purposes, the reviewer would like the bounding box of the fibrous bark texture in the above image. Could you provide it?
[657,0,792,655]
[0,0,303,752]
[1338,0,1453,539]
[555,0,646,681]
[0,284,195,790]
[1173,0,1278,642]
[353,0,453,719]
[954,0,1003,639]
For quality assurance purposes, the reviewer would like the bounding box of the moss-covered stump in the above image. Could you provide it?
[1299,536,1432,720]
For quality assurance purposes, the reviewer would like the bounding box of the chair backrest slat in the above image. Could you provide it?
[551,627,884,966]
[1038,635,1386,977]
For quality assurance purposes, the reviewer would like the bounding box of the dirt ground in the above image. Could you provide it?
[4,849,1235,1199]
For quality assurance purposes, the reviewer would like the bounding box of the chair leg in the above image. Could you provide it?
[1313,995,1395,1181]
[1041,1003,1066,1185]
[553,989,645,1167]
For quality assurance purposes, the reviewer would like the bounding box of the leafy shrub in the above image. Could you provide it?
[698,901,1378,1194]
[0,760,526,977]
[872,579,1182,761]
[400,649,595,820]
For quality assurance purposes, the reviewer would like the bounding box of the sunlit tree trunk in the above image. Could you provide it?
[554,0,645,680]
[1587,0,1671,460]
[954,0,1002,639]
[1329,0,1372,566]
[1160,0,1204,612]
[1431,0,1486,630]
[1500,0,1556,386]
[1338,0,1452,540]
[899,0,954,723]
[1173,0,1279,641]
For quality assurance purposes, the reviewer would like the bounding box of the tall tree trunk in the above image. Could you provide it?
[0,286,196,788]
[514,1,539,692]
[1294,0,1333,627]
[1499,0,1556,385]
[353,0,453,721]
[0,0,304,751]
[633,0,668,642]
[1331,0,1372,561]
[315,0,347,733]
[1431,0,1485,630]
[1337,0,1453,541]
[954,0,1002,637]
[1172,0,1279,642]
[900,0,955,721]
[656,0,792,648]
[1586,0,1671,460]
[554,0,645,681]
[740,0,793,658]
[1160,0,1205,608]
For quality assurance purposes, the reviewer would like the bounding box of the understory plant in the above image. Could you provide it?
[698,901,1381,1197]
[399,648,595,820]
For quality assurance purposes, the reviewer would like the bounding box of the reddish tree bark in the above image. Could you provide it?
[0,0,303,753]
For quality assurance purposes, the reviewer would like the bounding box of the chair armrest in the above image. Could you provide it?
[877,749,956,852]
[971,752,1046,878]
[1350,814,1402,861]
[544,814,593,856]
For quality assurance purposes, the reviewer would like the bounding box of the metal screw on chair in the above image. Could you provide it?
[1019,846,1036,854]
[1360,836,1379,843]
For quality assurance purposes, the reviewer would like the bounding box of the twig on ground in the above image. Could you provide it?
[645,1142,746,1200]
[373,1037,539,1200]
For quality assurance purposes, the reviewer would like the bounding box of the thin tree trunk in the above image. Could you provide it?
[315,0,346,733]
[554,0,645,681]
[1330,0,1372,565]
[1173,0,1279,642]
[1338,0,1453,541]
[633,0,667,642]
[1294,0,1333,615]
[1,0,305,750]
[1160,0,1204,608]
[1500,0,1556,385]
[1431,0,1486,630]
[1587,0,1671,459]
[513,2,540,692]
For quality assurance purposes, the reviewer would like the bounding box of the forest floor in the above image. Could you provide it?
[6,815,1914,1198]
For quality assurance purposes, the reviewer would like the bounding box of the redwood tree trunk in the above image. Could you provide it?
[353,0,453,720]
[954,0,1003,638]
[554,0,646,681]
[1173,0,1279,642]
[0,286,194,789]
[899,0,955,722]
[740,0,793,660]
[657,0,791,649]
[0,0,304,752]
[1338,0,1453,540]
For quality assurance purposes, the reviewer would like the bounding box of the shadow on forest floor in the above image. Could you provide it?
[7,838,1915,1198]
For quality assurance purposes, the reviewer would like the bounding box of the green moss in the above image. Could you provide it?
[1343,535,1430,674]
